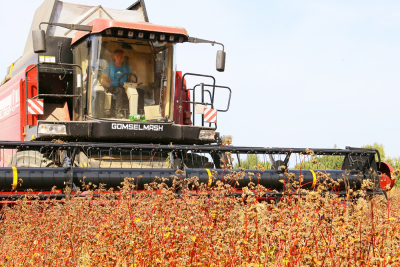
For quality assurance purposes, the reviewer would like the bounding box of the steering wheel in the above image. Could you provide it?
[118,72,138,87]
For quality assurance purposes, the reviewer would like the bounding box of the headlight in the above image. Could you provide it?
[38,124,67,135]
[199,130,215,140]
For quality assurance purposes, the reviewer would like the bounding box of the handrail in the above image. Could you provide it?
[179,73,215,126]
[25,63,83,126]
[184,88,213,127]
[185,84,230,128]
[201,84,231,112]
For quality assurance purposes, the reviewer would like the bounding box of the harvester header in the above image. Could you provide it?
[0,0,393,201]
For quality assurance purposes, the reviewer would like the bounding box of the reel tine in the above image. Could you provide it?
[57,147,61,166]
[87,148,90,168]
[109,148,112,168]
[39,146,42,168]
[255,152,258,166]
[119,149,122,168]
[262,153,265,166]
[153,150,156,168]
[140,149,143,169]
[150,150,153,168]
[306,155,308,169]
[72,148,76,165]
[130,149,133,169]
[332,153,335,169]
[180,150,184,169]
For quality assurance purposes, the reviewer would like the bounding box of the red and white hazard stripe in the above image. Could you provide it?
[204,108,217,123]
[28,99,44,115]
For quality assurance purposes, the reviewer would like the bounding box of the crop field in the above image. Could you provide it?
[0,170,399,266]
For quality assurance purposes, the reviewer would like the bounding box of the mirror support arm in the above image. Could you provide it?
[187,37,224,51]
[187,37,226,72]
[39,22,93,32]
[33,22,93,53]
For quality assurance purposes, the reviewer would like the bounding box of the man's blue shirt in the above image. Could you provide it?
[103,62,132,87]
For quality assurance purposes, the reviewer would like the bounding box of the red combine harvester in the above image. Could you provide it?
[0,0,394,201]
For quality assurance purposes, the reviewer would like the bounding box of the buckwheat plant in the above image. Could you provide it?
[0,168,399,266]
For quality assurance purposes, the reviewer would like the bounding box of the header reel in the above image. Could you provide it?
[0,141,393,200]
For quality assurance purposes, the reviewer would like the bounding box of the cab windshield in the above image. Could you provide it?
[75,34,175,121]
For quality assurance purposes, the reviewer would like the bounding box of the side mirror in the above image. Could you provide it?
[32,30,46,53]
[216,50,226,72]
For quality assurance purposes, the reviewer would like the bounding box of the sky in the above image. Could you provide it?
[1,0,400,157]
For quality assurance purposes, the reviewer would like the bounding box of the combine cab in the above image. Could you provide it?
[0,0,394,200]
[1,0,224,145]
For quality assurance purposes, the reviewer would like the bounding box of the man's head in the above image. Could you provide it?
[113,49,124,67]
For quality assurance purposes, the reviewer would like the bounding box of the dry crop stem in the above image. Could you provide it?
[0,171,399,266]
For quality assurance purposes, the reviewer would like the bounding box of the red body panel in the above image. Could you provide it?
[23,65,38,127]
[0,70,23,166]
[0,71,23,142]
[174,71,192,125]
[379,161,395,190]
[0,65,38,166]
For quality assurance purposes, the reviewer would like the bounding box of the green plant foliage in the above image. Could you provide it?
[1,177,400,266]
[292,144,399,186]
[362,143,386,162]
[386,157,400,170]
[293,144,343,170]
[233,143,400,186]
[360,143,400,169]
[362,143,400,187]
[293,155,344,170]
[233,154,271,169]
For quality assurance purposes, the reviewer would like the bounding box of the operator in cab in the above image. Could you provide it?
[101,49,131,118]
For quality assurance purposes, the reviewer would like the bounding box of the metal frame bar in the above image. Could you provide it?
[196,84,231,112]
[0,141,383,195]
[179,73,216,126]
[184,83,229,128]
[25,63,83,126]
[184,88,214,127]
[0,141,379,156]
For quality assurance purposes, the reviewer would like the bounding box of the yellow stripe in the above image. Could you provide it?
[9,63,14,75]
[310,170,316,189]
[206,168,212,187]
[12,167,18,190]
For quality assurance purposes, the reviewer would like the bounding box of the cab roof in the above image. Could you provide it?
[71,18,189,45]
